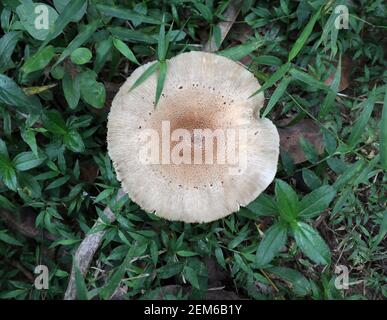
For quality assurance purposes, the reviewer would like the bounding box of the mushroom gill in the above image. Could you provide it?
[107,51,279,223]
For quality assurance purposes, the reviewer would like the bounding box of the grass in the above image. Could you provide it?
[0,0,386,300]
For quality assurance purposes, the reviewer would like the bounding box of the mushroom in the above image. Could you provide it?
[107,51,279,223]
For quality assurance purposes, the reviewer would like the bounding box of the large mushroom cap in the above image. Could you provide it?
[107,51,279,223]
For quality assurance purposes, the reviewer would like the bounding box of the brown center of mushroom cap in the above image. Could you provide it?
[145,86,244,189]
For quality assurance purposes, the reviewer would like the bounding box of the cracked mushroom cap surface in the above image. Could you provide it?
[107,51,279,223]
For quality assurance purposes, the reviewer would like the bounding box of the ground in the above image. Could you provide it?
[0,0,386,300]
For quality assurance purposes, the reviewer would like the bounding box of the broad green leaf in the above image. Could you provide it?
[218,40,263,61]
[333,159,366,190]
[78,69,106,109]
[256,223,288,267]
[215,247,226,269]
[194,2,213,22]
[70,47,92,65]
[41,0,87,47]
[1,109,11,136]
[301,167,322,190]
[275,179,299,223]
[51,65,65,79]
[176,250,198,257]
[228,229,249,249]
[150,241,158,265]
[94,188,114,203]
[373,212,387,246]
[45,176,70,190]
[293,222,331,265]
[280,150,295,175]
[155,61,167,106]
[54,20,99,67]
[299,136,319,163]
[13,152,46,171]
[348,91,376,148]
[53,0,87,22]
[50,238,80,247]
[0,231,23,246]
[0,139,8,157]
[64,130,85,153]
[0,154,17,191]
[93,38,112,74]
[16,1,58,41]
[299,185,336,218]
[0,31,21,72]
[0,194,15,210]
[18,172,42,199]
[262,76,291,117]
[0,74,42,115]
[62,73,80,109]
[322,128,337,155]
[74,262,89,300]
[184,266,200,289]
[112,38,139,65]
[247,193,278,216]
[21,46,55,74]
[234,253,251,273]
[250,62,291,97]
[267,266,311,296]
[381,86,387,170]
[0,289,27,299]
[288,6,322,61]
[43,111,67,134]
[157,262,184,279]
[96,4,160,25]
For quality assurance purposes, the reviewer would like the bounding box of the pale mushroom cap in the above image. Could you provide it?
[107,51,279,223]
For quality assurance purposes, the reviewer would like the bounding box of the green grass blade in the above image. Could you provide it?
[288,6,322,62]
[128,62,159,92]
[96,3,160,25]
[112,38,139,65]
[74,262,89,300]
[380,85,387,170]
[250,62,291,97]
[54,20,99,67]
[289,67,329,91]
[348,89,376,148]
[262,76,291,117]
[319,57,342,118]
[218,40,264,61]
[157,18,167,61]
[41,0,87,48]
[155,61,167,107]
